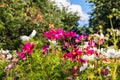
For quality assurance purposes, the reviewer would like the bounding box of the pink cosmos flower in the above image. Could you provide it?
[16,42,34,59]
[16,51,25,59]
[63,52,72,60]
[85,47,94,55]
[22,42,34,55]
[77,58,87,63]
[43,29,65,40]
[42,45,49,54]
[66,31,76,38]
[72,66,78,77]
[63,48,82,61]
[75,35,87,43]
[97,39,104,45]
[88,40,96,47]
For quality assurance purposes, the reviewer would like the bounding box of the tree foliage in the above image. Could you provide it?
[0,0,79,50]
[88,0,120,32]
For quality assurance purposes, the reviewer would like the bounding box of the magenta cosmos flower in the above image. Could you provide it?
[22,42,34,55]
[16,42,34,59]
[64,48,82,61]
[75,35,87,43]
[41,45,49,54]
[43,29,65,40]
[63,31,76,40]
[16,51,25,59]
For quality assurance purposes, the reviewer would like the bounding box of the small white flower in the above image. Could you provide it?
[6,54,12,60]
[48,40,59,48]
[88,54,95,60]
[0,49,9,54]
[82,55,89,60]
[82,54,95,61]
[107,49,116,58]
[83,42,88,48]
[20,30,36,41]
[114,50,120,58]
[100,33,104,39]
[20,35,30,41]
[79,63,88,72]
[101,48,120,58]
[48,40,57,45]
[101,49,115,58]
[116,30,120,36]
[94,34,99,37]
[29,30,36,38]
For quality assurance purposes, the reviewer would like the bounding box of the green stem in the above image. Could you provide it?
[99,71,103,80]
[110,18,118,50]
[110,18,113,29]
[112,59,117,80]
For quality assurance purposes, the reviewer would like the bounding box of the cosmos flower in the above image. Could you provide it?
[29,30,37,38]
[6,53,12,60]
[4,63,14,72]
[20,30,36,41]
[42,45,49,54]
[16,51,25,59]
[66,31,76,38]
[101,48,120,58]
[79,62,88,72]
[75,35,87,43]
[97,39,104,45]
[82,54,95,61]
[43,29,65,40]
[85,47,94,55]
[16,42,34,59]
[0,49,12,60]
[63,48,82,61]
[0,48,9,54]
[20,35,30,41]
[48,40,60,49]
[22,42,34,55]
[88,40,96,47]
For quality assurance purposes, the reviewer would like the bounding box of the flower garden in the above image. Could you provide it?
[0,27,120,80]
[0,0,120,80]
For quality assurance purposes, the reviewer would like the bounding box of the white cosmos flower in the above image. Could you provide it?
[116,30,120,36]
[29,30,36,38]
[20,35,30,41]
[100,33,104,39]
[0,49,9,54]
[94,33,108,41]
[48,40,59,48]
[6,54,12,60]
[83,42,88,48]
[114,50,120,58]
[101,48,120,58]
[48,40,57,45]
[79,63,88,72]
[20,30,36,41]
[82,54,95,61]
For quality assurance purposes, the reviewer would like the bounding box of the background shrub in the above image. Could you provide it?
[0,0,79,50]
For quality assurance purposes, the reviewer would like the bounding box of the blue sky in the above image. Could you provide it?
[51,0,92,27]
[69,0,91,13]
[69,0,91,27]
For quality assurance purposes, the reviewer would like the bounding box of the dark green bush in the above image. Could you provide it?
[0,0,79,50]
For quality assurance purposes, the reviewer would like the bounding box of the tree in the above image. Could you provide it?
[0,0,79,50]
[88,0,120,32]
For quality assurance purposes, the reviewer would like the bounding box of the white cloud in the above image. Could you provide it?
[50,0,70,9]
[50,0,89,21]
